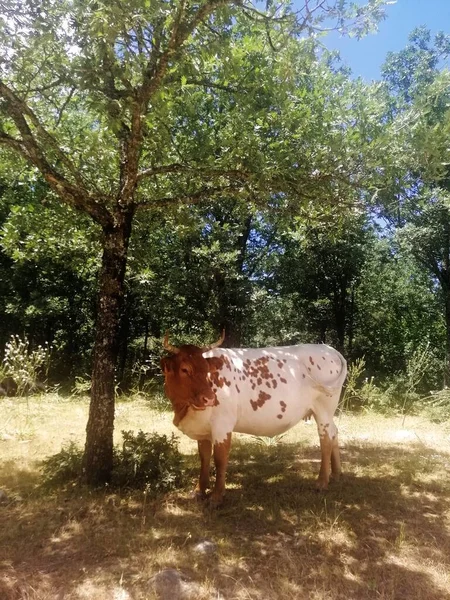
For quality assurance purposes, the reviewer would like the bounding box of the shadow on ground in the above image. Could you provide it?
[1,439,450,599]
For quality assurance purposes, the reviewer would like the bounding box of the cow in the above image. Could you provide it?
[160,331,347,507]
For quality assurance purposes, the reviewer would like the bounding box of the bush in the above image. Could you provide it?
[41,430,184,494]
[113,430,183,493]
[41,441,84,485]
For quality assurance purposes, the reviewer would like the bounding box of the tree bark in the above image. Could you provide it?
[82,208,134,485]
[444,291,450,387]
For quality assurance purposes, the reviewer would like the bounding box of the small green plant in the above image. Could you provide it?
[340,358,366,411]
[2,335,50,395]
[71,375,92,396]
[252,434,287,447]
[114,430,183,492]
[340,358,388,412]
[41,441,84,485]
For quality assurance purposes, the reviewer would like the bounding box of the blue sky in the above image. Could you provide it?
[322,0,450,80]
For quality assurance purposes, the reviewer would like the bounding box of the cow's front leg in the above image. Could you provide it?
[196,440,212,501]
[209,433,232,508]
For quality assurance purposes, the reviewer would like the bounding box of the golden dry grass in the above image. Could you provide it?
[1,394,450,600]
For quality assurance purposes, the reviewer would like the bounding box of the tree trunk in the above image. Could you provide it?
[445,292,450,387]
[333,278,348,353]
[82,209,134,485]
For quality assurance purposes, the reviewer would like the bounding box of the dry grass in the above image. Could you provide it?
[1,394,450,600]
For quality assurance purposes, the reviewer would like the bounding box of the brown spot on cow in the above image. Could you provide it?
[277,360,284,369]
[302,373,306,379]
[210,372,225,388]
[277,414,283,419]
[257,377,262,386]
[250,390,272,411]
[280,401,286,413]
[309,356,315,366]
[280,377,287,384]
[266,381,271,388]
[272,379,277,388]
[317,365,321,370]
[236,385,240,393]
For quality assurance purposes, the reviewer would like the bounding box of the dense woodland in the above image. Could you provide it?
[0,0,449,482]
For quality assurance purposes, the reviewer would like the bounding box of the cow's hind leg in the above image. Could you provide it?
[196,440,212,500]
[313,414,339,491]
[330,433,341,482]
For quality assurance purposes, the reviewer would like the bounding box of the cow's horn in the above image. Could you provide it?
[163,331,180,354]
[202,329,225,352]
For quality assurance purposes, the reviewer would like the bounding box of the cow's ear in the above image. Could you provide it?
[160,357,173,373]
[206,357,223,372]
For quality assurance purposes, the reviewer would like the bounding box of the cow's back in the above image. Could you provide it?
[205,344,347,437]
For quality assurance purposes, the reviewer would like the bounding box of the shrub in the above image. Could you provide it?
[41,430,184,494]
[113,430,183,493]
[41,441,84,485]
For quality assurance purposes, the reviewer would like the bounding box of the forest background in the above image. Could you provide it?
[0,0,449,482]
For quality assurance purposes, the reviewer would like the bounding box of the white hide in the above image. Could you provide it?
[176,344,347,446]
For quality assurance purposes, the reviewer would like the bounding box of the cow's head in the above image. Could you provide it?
[161,331,225,420]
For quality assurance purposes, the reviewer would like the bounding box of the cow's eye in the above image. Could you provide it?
[181,367,190,375]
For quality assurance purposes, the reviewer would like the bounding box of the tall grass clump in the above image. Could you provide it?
[2,335,50,395]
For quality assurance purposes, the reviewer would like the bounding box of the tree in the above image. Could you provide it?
[0,0,388,484]
[379,29,450,381]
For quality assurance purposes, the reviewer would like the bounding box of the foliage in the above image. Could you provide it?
[42,430,184,493]
[113,430,183,492]
[41,441,84,485]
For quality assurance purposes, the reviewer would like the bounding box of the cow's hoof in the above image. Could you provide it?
[206,493,224,509]
[193,490,208,502]
[315,481,329,492]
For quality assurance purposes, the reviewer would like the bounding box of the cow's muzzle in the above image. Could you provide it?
[192,395,215,410]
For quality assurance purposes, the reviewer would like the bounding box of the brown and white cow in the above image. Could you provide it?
[161,332,347,507]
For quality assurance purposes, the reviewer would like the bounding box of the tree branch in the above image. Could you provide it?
[137,163,251,182]
[0,81,113,227]
[137,183,244,209]
[0,80,86,188]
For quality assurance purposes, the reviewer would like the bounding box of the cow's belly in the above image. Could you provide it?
[234,407,306,437]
